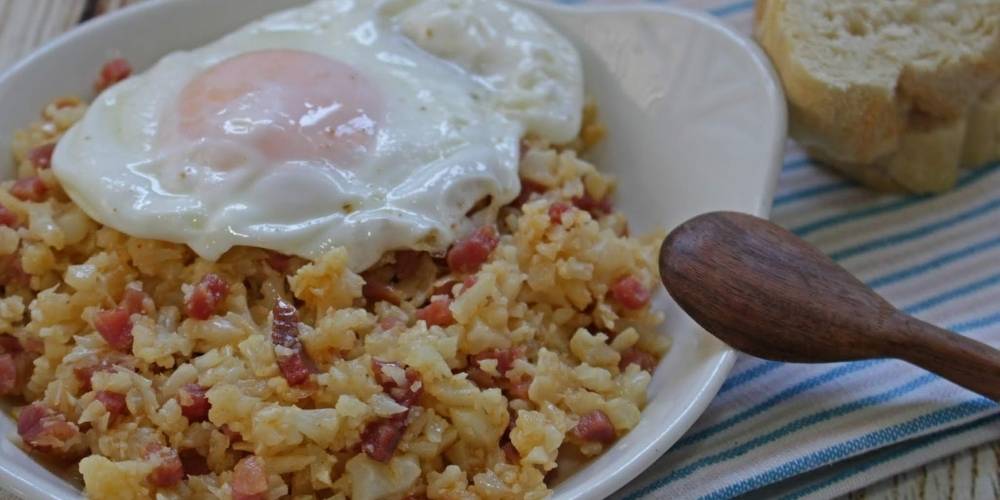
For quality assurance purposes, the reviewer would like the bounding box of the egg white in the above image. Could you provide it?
[53,0,583,270]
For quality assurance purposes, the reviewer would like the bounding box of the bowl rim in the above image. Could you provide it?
[0,2,784,499]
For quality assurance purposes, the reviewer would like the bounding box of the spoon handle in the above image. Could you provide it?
[892,314,1000,400]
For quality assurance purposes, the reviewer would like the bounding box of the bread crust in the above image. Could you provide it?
[962,86,1000,169]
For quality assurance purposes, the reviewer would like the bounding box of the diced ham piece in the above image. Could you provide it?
[0,335,22,354]
[571,410,616,444]
[74,356,131,392]
[505,378,532,400]
[468,348,531,400]
[271,298,310,385]
[431,279,459,297]
[465,366,493,388]
[360,416,407,463]
[415,298,454,327]
[393,250,423,280]
[17,404,48,436]
[144,444,184,488]
[362,278,401,306]
[27,143,55,169]
[571,193,612,216]
[610,275,651,310]
[185,273,229,320]
[220,424,242,442]
[499,410,519,462]
[94,307,133,352]
[0,336,31,394]
[21,337,42,354]
[502,441,520,463]
[512,179,547,207]
[473,347,525,376]
[371,359,422,408]
[10,177,47,202]
[179,449,211,477]
[0,204,17,227]
[363,359,423,462]
[619,347,658,372]
[548,202,572,224]
[178,383,210,422]
[370,359,400,388]
[462,275,478,291]
[0,354,16,395]
[377,316,405,331]
[0,254,29,287]
[17,403,80,455]
[231,456,269,500]
[430,276,476,298]
[73,364,98,392]
[446,225,499,274]
[94,390,127,422]
[120,287,149,316]
[94,58,132,93]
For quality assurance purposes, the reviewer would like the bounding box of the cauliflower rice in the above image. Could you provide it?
[0,86,668,499]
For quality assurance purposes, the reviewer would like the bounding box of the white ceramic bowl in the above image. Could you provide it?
[0,1,785,499]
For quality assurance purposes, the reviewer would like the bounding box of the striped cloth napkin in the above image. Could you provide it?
[589,0,1000,498]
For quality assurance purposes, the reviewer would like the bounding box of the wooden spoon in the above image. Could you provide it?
[659,211,1000,401]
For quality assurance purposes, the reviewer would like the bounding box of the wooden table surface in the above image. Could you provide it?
[1,1,998,499]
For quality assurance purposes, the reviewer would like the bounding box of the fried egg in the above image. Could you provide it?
[52,0,583,270]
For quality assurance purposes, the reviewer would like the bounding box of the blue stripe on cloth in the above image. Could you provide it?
[678,272,1000,448]
[906,272,1000,315]
[772,181,853,207]
[718,361,784,394]
[708,0,754,17]
[828,196,1000,261]
[951,311,1000,332]
[621,375,940,499]
[790,161,1000,238]
[700,399,997,499]
[783,158,812,172]
[779,412,1000,499]
[867,234,1000,289]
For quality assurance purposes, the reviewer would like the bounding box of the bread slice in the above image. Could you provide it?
[754,0,1000,192]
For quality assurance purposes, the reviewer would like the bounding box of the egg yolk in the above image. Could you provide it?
[177,49,382,168]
